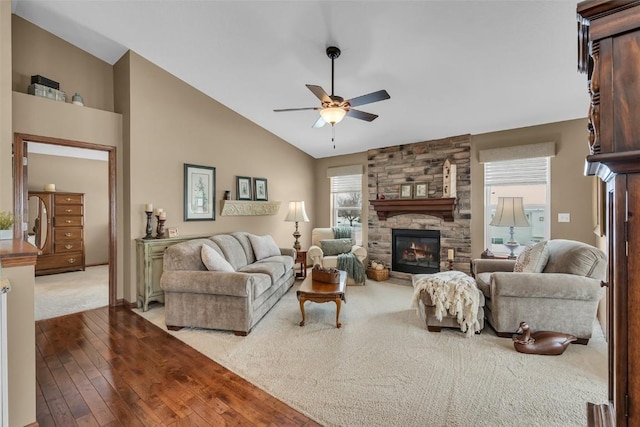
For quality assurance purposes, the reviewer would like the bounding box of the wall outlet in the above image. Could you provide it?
[558,213,571,223]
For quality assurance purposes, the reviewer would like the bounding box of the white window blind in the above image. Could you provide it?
[484,157,549,186]
[330,174,361,193]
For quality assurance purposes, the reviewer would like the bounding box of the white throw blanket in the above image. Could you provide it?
[411,271,481,337]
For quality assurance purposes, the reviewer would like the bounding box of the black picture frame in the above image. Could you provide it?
[236,176,252,201]
[184,163,216,221]
[253,177,268,201]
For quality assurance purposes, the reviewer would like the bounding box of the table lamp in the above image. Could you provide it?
[489,197,530,259]
[284,201,309,251]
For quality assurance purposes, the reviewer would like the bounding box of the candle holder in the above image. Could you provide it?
[447,259,454,271]
[143,211,154,239]
[155,215,166,239]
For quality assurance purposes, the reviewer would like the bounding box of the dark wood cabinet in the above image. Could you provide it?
[578,2,640,425]
[28,191,85,275]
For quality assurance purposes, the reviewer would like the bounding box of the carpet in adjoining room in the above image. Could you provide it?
[135,278,607,427]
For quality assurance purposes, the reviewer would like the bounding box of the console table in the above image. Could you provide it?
[136,235,208,311]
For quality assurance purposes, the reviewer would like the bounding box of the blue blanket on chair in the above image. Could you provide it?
[337,252,365,284]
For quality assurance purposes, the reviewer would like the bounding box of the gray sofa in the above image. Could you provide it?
[473,239,606,344]
[160,232,295,335]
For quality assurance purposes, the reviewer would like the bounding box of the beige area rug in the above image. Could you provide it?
[135,278,608,427]
[35,265,109,320]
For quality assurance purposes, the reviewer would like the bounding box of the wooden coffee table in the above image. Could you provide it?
[296,270,347,328]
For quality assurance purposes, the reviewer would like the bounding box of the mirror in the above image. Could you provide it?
[28,195,48,251]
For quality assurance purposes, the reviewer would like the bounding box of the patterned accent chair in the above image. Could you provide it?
[472,239,607,344]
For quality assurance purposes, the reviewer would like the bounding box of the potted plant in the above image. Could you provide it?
[0,211,14,240]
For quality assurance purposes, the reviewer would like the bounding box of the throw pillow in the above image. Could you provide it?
[513,241,550,273]
[249,234,281,260]
[201,245,234,272]
[320,238,353,256]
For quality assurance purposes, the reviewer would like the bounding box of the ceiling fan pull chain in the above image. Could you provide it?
[332,124,336,149]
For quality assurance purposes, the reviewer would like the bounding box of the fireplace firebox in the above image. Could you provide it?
[392,229,441,274]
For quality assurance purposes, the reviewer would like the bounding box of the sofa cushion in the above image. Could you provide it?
[543,239,607,278]
[514,241,549,273]
[201,245,235,272]
[240,261,284,283]
[231,232,257,264]
[212,234,249,270]
[258,254,295,271]
[249,234,281,260]
[320,238,353,256]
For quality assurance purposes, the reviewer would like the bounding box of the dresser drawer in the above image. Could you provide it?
[36,253,84,271]
[55,241,83,253]
[54,227,83,240]
[55,194,83,205]
[55,204,83,216]
[54,216,84,227]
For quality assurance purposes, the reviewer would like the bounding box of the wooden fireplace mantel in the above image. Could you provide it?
[369,198,457,221]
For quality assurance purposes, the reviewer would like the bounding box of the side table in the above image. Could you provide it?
[295,250,307,279]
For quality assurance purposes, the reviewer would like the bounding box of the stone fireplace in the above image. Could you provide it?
[367,134,471,278]
[392,229,440,274]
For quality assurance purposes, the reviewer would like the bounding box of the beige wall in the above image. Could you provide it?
[117,51,316,303]
[1,3,12,209]
[11,15,114,111]
[470,118,595,257]
[28,153,110,265]
[313,152,369,248]
[2,6,37,427]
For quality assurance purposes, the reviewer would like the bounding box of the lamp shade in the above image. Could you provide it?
[490,197,530,227]
[319,107,347,125]
[285,201,309,223]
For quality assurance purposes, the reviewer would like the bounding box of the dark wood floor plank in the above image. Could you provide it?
[36,306,319,427]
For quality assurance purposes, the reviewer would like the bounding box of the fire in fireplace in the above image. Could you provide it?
[392,229,441,274]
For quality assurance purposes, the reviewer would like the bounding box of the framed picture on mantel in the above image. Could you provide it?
[236,176,252,201]
[414,182,428,198]
[400,183,413,199]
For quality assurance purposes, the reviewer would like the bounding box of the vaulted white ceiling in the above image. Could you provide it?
[13,0,587,159]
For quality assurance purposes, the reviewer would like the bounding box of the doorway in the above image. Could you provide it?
[13,133,117,307]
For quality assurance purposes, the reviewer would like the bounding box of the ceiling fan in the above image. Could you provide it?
[274,46,390,129]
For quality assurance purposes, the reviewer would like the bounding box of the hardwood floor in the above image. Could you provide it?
[35,306,322,426]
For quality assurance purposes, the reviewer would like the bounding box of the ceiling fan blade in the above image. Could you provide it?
[306,85,331,103]
[346,109,378,122]
[312,116,326,128]
[347,90,390,107]
[273,107,320,112]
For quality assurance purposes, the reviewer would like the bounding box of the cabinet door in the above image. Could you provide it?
[627,174,640,426]
[599,31,640,154]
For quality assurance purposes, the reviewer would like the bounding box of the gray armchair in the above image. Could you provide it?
[473,239,607,344]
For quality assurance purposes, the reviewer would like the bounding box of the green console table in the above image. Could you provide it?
[136,235,208,311]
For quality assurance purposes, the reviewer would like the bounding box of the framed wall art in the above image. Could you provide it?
[236,176,252,201]
[400,183,413,199]
[184,164,216,221]
[253,177,268,201]
[414,182,428,198]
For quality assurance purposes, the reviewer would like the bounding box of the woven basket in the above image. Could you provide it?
[366,267,389,281]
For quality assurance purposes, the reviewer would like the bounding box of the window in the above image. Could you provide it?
[484,157,550,256]
[330,173,362,244]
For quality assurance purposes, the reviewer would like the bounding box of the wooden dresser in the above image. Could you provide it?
[578,2,640,425]
[29,191,85,275]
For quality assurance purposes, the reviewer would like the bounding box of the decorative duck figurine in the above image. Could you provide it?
[512,321,577,355]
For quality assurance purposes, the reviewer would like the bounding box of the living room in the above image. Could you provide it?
[0,1,619,426]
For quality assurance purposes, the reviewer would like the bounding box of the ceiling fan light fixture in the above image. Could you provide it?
[320,107,347,125]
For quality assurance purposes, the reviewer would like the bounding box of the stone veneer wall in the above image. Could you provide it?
[367,134,471,277]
